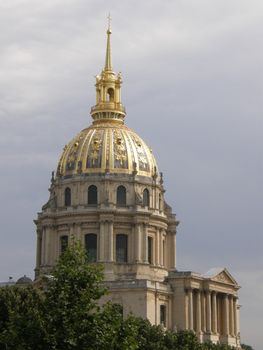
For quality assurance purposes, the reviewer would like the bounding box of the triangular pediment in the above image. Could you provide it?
[203,267,238,286]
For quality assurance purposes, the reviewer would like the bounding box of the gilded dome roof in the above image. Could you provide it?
[57,121,158,178]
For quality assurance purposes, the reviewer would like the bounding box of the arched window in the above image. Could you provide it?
[60,235,68,254]
[85,234,97,262]
[107,88,114,102]
[117,186,126,207]
[64,187,71,206]
[116,234,128,263]
[143,188,150,207]
[88,185,98,205]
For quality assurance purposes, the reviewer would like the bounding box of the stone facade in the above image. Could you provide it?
[34,26,241,348]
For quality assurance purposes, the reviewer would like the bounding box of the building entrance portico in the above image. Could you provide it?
[168,268,240,347]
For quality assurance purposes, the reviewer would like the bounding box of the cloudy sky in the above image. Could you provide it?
[0,0,262,348]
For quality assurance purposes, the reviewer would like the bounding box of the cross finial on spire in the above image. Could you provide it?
[105,14,112,70]
[107,13,112,32]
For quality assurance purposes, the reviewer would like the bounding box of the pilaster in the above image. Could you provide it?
[99,221,105,261]
[108,221,114,262]
[135,223,142,262]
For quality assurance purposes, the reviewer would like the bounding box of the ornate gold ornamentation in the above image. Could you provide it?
[132,136,149,171]
[113,130,128,168]
[90,137,102,165]
[66,135,82,170]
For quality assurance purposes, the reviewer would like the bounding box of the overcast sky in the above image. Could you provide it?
[0,0,262,348]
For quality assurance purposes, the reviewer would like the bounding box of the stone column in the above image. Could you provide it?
[223,294,229,336]
[233,297,237,336]
[172,233,176,269]
[196,290,202,333]
[160,231,163,266]
[212,292,218,334]
[229,295,234,336]
[201,291,206,333]
[188,289,194,330]
[130,224,135,262]
[108,221,114,262]
[155,228,160,265]
[99,221,105,261]
[206,290,211,333]
[162,233,166,266]
[184,290,189,329]
[135,223,142,262]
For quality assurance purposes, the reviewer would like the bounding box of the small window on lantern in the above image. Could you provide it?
[107,88,114,102]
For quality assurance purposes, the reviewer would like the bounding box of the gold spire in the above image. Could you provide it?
[90,18,126,124]
[105,14,112,71]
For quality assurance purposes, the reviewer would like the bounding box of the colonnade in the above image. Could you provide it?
[37,221,176,273]
[185,288,238,337]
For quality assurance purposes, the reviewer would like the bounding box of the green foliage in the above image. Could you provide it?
[44,239,107,349]
[241,344,254,350]
[202,341,235,350]
[0,285,47,350]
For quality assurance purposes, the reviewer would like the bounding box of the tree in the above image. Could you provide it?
[43,239,108,349]
[0,285,47,350]
[0,240,110,350]
[202,341,236,350]
[241,345,254,350]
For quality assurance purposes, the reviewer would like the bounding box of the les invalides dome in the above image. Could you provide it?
[35,23,241,348]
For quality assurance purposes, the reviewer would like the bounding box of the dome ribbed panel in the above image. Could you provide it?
[57,123,159,179]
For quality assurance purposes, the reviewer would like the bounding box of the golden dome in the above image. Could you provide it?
[57,121,158,178]
[56,25,158,179]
